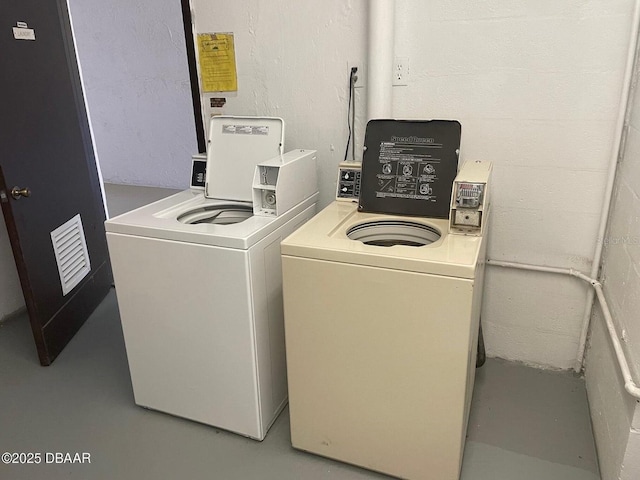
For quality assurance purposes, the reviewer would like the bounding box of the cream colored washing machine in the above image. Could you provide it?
[282,120,491,479]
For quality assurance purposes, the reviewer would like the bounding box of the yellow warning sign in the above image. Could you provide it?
[197,32,237,93]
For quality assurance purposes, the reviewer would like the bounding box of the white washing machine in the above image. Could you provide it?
[105,116,318,440]
[281,120,491,479]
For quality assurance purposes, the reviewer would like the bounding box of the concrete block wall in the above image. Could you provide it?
[190,0,368,209]
[393,0,634,369]
[585,43,640,480]
[586,309,638,480]
[194,0,634,369]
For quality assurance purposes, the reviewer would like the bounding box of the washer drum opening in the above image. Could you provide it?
[347,220,441,247]
[177,205,253,225]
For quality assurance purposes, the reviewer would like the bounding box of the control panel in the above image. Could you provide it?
[449,161,492,236]
[336,162,362,202]
[190,154,207,190]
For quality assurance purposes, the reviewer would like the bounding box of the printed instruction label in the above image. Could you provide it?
[359,119,460,217]
[222,124,269,135]
[374,139,442,201]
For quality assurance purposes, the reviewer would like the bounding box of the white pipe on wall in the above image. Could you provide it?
[575,0,640,370]
[488,259,640,399]
[367,0,395,120]
[593,283,640,398]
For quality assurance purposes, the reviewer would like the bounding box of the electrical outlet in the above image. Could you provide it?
[347,61,366,88]
[393,56,409,86]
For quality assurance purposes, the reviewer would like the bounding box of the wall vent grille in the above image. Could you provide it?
[50,214,91,296]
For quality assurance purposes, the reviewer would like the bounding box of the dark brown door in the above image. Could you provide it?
[0,0,112,365]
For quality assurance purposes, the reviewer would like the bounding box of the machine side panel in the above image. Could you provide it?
[282,255,475,480]
[461,236,487,452]
[248,204,317,434]
[107,233,262,439]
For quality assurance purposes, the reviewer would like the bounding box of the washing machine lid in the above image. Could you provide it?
[281,201,484,279]
[358,119,460,218]
[205,116,284,202]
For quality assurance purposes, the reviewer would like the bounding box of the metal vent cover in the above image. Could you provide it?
[51,214,91,296]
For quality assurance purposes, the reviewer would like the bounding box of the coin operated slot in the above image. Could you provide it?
[254,166,280,215]
[454,209,481,227]
[259,189,277,214]
[450,182,485,235]
[252,149,318,217]
[457,183,484,208]
[449,161,492,236]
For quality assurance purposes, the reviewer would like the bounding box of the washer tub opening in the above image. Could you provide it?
[177,205,254,225]
[347,220,441,247]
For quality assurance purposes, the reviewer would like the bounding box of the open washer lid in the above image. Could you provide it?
[358,119,460,218]
[205,116,284,202]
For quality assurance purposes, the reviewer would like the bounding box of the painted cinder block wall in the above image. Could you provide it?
[190,0,369,210]
[192,0,634,369]
[392,0,634,369]
[585,46,640,480]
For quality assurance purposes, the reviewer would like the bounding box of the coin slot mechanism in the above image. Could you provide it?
[448,161,492,236]
[252,150,318,217]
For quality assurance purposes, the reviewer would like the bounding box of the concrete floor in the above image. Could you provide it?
[0,184,600,480]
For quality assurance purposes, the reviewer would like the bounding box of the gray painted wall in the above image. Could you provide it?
[67,0,198,188]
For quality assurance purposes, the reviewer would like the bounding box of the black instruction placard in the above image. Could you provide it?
[358,119,461,218]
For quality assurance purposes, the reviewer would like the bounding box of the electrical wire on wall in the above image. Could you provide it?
[344,67,358,161]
